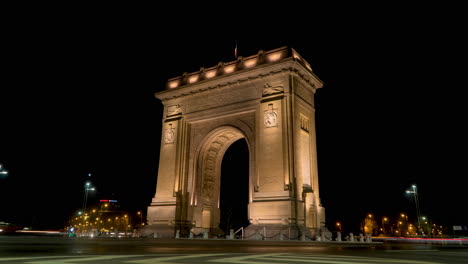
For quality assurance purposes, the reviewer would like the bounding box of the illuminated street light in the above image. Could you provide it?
[382,217,388,235]
[336,222,342,232]
[82,175,96,216]
[0,164,8,179]
[79,176,96,237]
[406,184,422,236]
[137,211,143,226]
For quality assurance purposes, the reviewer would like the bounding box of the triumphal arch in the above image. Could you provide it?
[146,47,325,238]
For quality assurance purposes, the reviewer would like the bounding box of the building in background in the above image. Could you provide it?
[67,199,144,237]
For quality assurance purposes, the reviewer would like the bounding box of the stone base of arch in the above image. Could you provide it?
[139,224,175,238]
[244,224,316,240]
[139,219,194,238]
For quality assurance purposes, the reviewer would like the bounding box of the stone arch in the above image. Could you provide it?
[192,125,252,231]
[145,47,326,239]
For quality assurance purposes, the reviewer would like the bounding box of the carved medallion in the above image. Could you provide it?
[164,124,176,144]
[264,104,278,128]
[264,111,278,127]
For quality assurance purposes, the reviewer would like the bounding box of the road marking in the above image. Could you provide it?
[434,251,468,256]
[24,255,144,264]
[0,256,83,262]
[0,253,444,264]
[211,254,442,264]
[125,253,226,263]
[269,254,442,264]
[208,253,286,264]
[384,250,439,252]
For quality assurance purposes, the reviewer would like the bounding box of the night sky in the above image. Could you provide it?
[1,12,467,233]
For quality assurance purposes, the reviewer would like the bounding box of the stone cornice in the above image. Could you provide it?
[156,59,323,102]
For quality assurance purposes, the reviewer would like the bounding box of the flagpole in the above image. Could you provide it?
[234,40,238,59]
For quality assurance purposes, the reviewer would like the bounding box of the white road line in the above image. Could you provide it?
[266,256,365,264]
[125,253,226,264]
[208,253,287,264]
[384,250,439,252]
[0,256,83,262]
[0,253,447,264]
[433,251,468,256]
[25,255,145,264]
[268,254,442,264]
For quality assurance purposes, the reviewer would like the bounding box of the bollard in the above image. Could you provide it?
[366,234,372,242]
[175,230,180,239]
[153,232,158,238]
[321,232,326,241]
[300,233,306,241]
[280,230,284,241]
[337,231,342,242]
[315,235,321,241]
[359,233,364,242]
[203,230,209,239]
[189,232,194,239]
[229,229,234,240]
[349,233,354,242]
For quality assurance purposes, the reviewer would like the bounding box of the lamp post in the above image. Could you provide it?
[82,181,95,215]
[0,164,8,179]
[406,184,422,236]
[137,211,143,227]
[382,217,388,235]
[80,175,95,237]
[81,173,95,214]
[336,221,342,232]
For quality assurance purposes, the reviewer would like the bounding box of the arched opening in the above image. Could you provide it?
[219,138,249,235]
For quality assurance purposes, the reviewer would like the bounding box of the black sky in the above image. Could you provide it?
[1,10,467,232]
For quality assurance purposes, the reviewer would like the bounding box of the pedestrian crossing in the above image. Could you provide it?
[0,253,443,264]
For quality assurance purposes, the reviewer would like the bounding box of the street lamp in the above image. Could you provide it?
[137,211,143,226]
[80,175,96,237]
[406,184,422,236]
[336,222,342,232]
[382,217,388,235]
[0,164,8,179]
[82,179,96,215]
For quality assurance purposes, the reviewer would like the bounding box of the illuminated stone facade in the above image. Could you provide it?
[145,47,325,238]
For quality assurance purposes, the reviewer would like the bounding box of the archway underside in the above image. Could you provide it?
[200,129,244,203]
[192,128,248,233]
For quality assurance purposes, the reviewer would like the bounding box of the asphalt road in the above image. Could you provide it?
[1,236,467,263]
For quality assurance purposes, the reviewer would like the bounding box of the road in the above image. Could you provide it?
[0,235,467,263]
